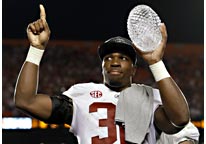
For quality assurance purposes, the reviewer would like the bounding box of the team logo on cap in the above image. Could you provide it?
[90,90,103,98]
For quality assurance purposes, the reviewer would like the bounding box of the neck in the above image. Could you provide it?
[105,83,131,92]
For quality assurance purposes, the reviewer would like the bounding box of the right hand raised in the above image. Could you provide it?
[27,4,51,50]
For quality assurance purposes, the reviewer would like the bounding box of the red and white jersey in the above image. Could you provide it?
[63,82,162,144]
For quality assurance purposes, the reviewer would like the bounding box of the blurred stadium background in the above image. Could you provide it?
[2,0,204,143]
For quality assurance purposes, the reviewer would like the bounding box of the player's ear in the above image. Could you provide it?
[131,66,136,76]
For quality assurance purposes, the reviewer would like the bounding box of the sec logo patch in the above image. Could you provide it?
[90,90,103,98]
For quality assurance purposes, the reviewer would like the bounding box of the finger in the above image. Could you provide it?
[160,23,167,41]
[33,20,42,34]
[39,4,46,20]
[132,43,150,55]
[41,19,50,33]
[38,19,44,30]
[158,23,167,54]
[27,23,37,34]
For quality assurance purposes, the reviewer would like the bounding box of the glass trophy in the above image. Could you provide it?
[127,5,162,52]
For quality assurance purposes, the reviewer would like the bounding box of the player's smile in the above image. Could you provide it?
[108,68,123,75]
[109,71,122,75]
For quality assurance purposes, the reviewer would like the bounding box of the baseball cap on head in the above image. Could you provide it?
[98,36,137,65]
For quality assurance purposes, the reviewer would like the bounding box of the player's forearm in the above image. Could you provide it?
[157,78,190,126]
[14,62,39,109]
[179,140,197,144]
[149,60,190,126]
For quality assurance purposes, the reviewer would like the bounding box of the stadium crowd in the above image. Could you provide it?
[3,41,203,122]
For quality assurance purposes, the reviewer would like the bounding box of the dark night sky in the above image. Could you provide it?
[2,0,204,43]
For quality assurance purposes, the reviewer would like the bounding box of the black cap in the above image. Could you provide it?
[98,36,137,65]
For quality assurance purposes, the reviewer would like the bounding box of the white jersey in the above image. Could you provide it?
[63,82,162,144]
[157,122,199,144]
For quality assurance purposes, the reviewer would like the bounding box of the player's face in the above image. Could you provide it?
[102,52,136,91]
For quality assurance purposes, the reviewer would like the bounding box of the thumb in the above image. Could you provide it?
[39,4,46,20]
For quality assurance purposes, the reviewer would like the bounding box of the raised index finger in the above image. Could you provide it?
[39,4,46,19]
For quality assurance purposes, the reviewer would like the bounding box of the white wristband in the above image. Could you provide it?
[25,46,44,66]
[149,60,170,82]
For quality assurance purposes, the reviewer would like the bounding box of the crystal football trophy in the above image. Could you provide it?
[127,5,162,52]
